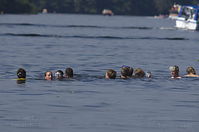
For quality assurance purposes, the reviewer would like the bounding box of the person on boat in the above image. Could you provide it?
[55,70,64,80]
[134,68,145,78]
[65,67,73,78]
[120,65,133,79]
[169,65,181,79]
[184,66,199,77]
[105,69,117,79]
[16,68,26,83]
[45,71,53,80]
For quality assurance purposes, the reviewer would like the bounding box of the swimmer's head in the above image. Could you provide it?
[17,68,26,78]
[105,69,117,79]
[134,68,145,78]
[169,65,180,78]
[121,65,133,78]
[186,66,196,74]
[45,71,53,80]
[146,71,152,78]
[55,70,64,80]
[65,68,73,78]
[169,65,179,72]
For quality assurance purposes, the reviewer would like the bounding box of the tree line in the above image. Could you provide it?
[0,0,199,15]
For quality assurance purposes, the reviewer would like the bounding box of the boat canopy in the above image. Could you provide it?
[178,5,199,20]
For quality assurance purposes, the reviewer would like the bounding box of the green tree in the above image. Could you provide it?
[96,0,113,14]
[153,0,176,14]
[0,0,34,13]
[74,0,97,14]
[110,0,132,15]
[130,0,156,15]
[1,0,199,15]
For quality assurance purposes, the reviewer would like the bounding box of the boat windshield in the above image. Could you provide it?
[179,6,199,20]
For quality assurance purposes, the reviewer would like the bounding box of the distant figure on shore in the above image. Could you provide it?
[169,65,181,79]
[184,66,199,77]
[102,9,114,16]
[105,69,117,79]
[120,65,133,79]
[55,70,64,80]
[65,67,74,78]
[45,71,53,80]
[42,9,48,14]
[16,68,26,83]
[134,68,145,78]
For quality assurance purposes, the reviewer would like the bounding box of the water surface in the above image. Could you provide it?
[0,14,199,132]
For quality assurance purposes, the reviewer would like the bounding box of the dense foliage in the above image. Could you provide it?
[0,0,199,15]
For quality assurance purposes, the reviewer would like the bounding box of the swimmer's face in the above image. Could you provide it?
[171,71,178,77]
[171,71,175,76]
[45,72,53,80]
[55,72,63,79]
[105,72,109,79]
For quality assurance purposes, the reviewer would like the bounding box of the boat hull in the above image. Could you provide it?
[176,17,199,30]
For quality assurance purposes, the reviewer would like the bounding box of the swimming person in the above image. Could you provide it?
[169,65,181,79]
[16,68,26,83]
[45,71,53,80]
[55,70,64,80]
[65,67,73,78]
[146,71,152,78]
[184,66,199,77]
[105,69,117,79]
[17,68,26,79]
[120,65,133,79]
[134,68,145,78]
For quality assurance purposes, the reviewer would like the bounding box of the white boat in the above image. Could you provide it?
[176,5,199,30]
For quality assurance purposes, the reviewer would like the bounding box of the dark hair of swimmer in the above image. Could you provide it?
[105,69,117,79]
[186,66,196,75]
[134,68,145,78]
[17,68,26,78]
[121,65,133,78]
[65,67,73,78]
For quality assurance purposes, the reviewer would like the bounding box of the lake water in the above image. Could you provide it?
[0,14,199,132]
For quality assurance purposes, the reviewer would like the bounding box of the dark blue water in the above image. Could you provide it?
[0,14,199,132]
